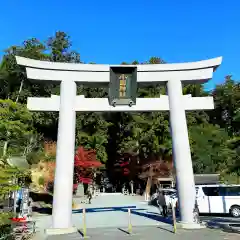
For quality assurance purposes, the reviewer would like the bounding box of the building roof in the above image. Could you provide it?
[157,174,220,185]
[194,174,220,185]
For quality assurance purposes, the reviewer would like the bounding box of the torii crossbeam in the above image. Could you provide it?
[27,94,214,112]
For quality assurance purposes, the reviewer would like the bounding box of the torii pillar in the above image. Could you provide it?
[16,56,222,232]
[52,80,77,231]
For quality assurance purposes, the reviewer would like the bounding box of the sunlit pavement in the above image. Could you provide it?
[45,226,239,240]
[200,215,240,233]
[32,194,240,239]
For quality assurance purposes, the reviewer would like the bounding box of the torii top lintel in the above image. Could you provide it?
[16,56,222,84]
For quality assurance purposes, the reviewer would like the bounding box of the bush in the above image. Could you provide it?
[0,213,12,225]
[0,224,12,239]
[27,151,44,165]
[0,213,13,239]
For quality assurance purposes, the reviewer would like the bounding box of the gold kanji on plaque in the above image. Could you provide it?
[119,74,128,97]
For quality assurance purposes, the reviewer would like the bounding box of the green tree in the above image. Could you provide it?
[148,57,166,64]
[0,99,34,157]
[0,38,48,102]
[189,124,237,174]
[47,31,81,63]
[0,165,28,196]
[210,76,240,136]
[0,32,82,141]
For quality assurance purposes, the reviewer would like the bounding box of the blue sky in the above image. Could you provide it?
[0,0,239,90]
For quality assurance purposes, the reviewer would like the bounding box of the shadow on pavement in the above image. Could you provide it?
[202,217,240,224]
[157,226,174,233]
[207,222,240,234]
[72,206,137,213]
[201,215,240,234]
[33,205,139,215]
[120,208,173,225]
[32,206,52,215]
[73,205,174,225]
[118,228,131,235]
[30,192,53,204]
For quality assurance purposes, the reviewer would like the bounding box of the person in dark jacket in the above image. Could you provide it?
[157,191,168,217]
[87,190,92,204]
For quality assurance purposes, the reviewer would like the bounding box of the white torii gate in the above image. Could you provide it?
[16,56,222,233]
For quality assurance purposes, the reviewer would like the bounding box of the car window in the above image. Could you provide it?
[202,187,220,196]
[163,190,175,195]
[170,193,177,198]
[223,186,240,196]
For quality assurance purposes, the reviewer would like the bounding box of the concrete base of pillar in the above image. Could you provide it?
[45,227,78,235]
[177,222,206,229]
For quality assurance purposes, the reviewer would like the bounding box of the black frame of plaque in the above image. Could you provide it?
[109,66,137,107]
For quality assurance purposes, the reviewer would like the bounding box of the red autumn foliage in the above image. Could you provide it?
[120,161,130,167]
[138,160,173,180]
[74,146,102,184]
[43,146,102,192]
[114,153,140,178]
[46,162,56,182]
[73,183,78,191]
[123,168,130,175]
[38,161,56,193]
[115,153,174,181]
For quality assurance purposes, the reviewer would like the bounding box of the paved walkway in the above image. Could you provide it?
[45,226,239,240]
[31,194,240,239]
[32,194,167,239]
[72,193,167,228]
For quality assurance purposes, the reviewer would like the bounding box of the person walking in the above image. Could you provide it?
[87,190,92,204]
[157,190,168,217]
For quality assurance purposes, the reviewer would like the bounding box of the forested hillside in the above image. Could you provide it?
[0,31,239,184]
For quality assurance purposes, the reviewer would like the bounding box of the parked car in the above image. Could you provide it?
[150,188,177,208]
[170,184,240,217]
[169,192,178,209]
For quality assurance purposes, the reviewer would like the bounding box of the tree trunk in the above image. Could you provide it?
[3,140,8,156]
[15,79,24,103]
[130,181,134,195]
[93,171,96,197]
[145,176,152,201]
[13,177,17,216]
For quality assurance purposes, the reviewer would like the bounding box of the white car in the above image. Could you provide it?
[162,189,177,208]
[169,192,178,209]
[151,188,177,208]
[169,184,240,217]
